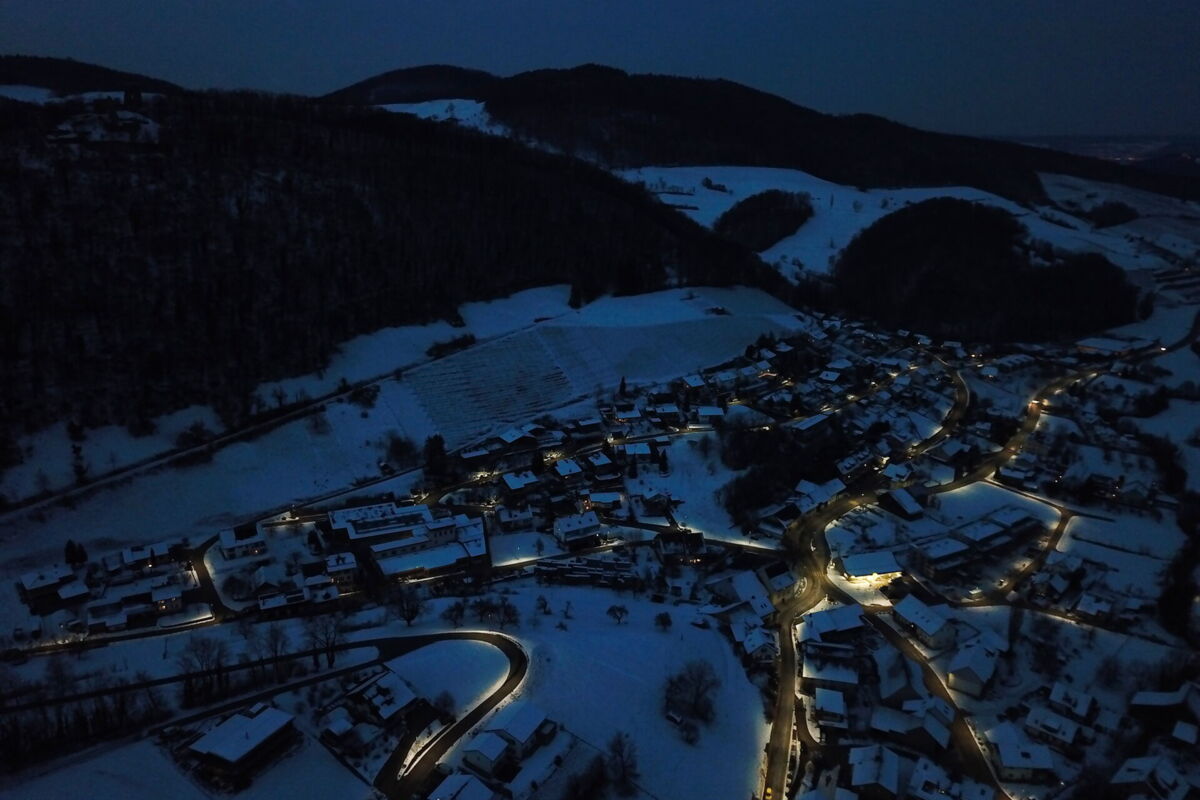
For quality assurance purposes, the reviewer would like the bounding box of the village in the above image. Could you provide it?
[4,296,1200,800]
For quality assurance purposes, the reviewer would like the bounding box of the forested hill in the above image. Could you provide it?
[0,89,775,439]
[326,64,1200,204]
[0,55,182,95]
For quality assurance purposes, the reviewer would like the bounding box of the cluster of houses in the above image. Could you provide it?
[15,537,201,637]
[432,702,564,800]
[828,499,1046,599]
[319,661,436,765]
[209,502,488,614]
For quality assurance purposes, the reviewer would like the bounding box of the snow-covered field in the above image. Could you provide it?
[1057,514,1184,597]
[1129,399,1200,491]
[626,432,747,544]
[0,285,572,503]
[618,165,1189,279]
[445,582,770,800]
[385,639,509,715]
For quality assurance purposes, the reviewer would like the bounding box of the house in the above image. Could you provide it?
[1109,755,1190,800]
[800,604,864,644]
[873,645,921,705]
[552,458,584,483]
[813,688,848,729]
[17,564,75,606]
[802,642,860,692]
[847,744,902,799]
[218,528,266,560]
[1048,681,1096,723]
[584,491,622,511]
[892,595,955,649]
[327,502,434,544]
[839,550,903,582]
[1024,706,1083,751]
[346,669,419,729]
[497,506,535,532]
[654,529,706,566]
[188,704,295,782]
[152,585,183,615]
[552,511,602,550]
[371,514,488,583]
[463,731,511,777]
[325,553,359,590]
[947,643,999,698]
[984,722,1055,784]
[880,490,923,521]
[706,570,774,619]
[794,477,846,514]
[486,702,556,759]
[912,536,971,578]
[502,471,540,495]
[429,772,498,800]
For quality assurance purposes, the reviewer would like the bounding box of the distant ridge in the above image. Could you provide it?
[326,63,1200,203]
[324,64,498,105]
[0,54,183,95]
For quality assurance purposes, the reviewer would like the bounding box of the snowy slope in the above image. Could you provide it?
[620,165,1192,278]
[0,286,798,601]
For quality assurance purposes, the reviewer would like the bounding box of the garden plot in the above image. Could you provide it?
[1060,513,1184,561]
[393,288,798,450]
[627,433,748,545]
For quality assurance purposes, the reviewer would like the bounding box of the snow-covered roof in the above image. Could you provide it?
[985,722,1053,771]
[503,471,539,491]
[553,511,601,538]
[466,731,510,762]
[487,701,547,746]
[801,604,863,642]
[848,744,901,793]
[948,643,998,684]
[841,550,902,578]
[429,772,496,800]
[189,705,293,764]
[19,564,74,592]
[893,595,950,640]
[886,489,922,517]
[1024,706,1080,747]
[1048,681,1095,719]
[919,536,970,562]
[326,552,358,572]
[360,670,417,720]
[814,688,846,716]
[1110,755,1187,798]
[553,459,582,478]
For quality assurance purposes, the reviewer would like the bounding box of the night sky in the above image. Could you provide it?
[3,0,1197,136]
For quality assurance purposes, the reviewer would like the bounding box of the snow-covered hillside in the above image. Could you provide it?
[622,165,1198,279]
[0,285,797,596]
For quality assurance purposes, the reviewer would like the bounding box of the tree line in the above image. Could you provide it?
[0,88,777,473]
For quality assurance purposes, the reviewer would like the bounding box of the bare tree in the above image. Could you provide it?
[606,731,640,796]
[607,605,629,625]
[441,600,466,628]
[265,622,291,682]
[394,584,425,627]
[665,660,721,724]
[497,598,521,629]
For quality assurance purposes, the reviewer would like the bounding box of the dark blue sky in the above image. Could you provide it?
[3,1,1197,136]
